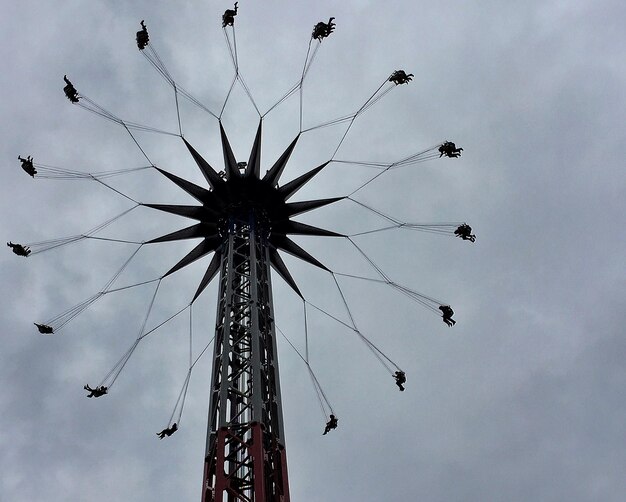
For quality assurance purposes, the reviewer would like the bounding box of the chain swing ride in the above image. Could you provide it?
[11,5,474,501]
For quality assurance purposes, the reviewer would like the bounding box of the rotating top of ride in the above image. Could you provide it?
[144,120,343,298]
[147,121,341,236]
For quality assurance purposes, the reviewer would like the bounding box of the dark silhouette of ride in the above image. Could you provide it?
[394,370,406,391]
[438,141,463,158]
[312,17,335,41]
[84,384,108,398]
[389,70,414,85]
[323,414,338,435]
[455,224,476,242]
[222,2,238,27]
[34,323,54,334]
[7,241,31,257]
[439,305,456,327]
[136,20,149,50]
[157,423,178,439]
[18,155,37,177]
[63,75,79,103]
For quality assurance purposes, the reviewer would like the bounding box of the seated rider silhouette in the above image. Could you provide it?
[8,242,31,257]
[63,75,79,103]
[323,414,338,435]
[136,20,149,50]
[18,155,37,177]
[222,2,238,27]
[157,423,178,439]
[438,141,463,158]
[312,17,336,41]
[389,70,414,85]
[84,384,108,398]
[34,322,54,334]
[454,224,476,242]
[394,370,406,391]
[439,305,456,327]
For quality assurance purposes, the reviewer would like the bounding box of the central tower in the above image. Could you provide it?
[145,121,342,501]
[202,211,289,501]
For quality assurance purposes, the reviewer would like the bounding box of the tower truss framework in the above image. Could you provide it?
[203,213,289,502]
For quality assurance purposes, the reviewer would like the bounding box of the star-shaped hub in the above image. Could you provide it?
[145,120,343,300]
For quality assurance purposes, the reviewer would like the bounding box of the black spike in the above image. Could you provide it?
[219,122,239,180]
[273,220,344,237]
[143,204,208,221]
[285,197,344,217]
[246,120,262,179]
[193,250,223,301]
[154,167,213,204]
[263,134,300,186]
[147,223,218,244]
[183,138,224,189]
[269,248,303,298]
[163,236,223,277]
[270,235,330,272]
[278,161,329,200]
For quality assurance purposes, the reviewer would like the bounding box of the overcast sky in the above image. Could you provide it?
[1,1,625,501]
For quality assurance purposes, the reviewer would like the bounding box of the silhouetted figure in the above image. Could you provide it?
[84,384,108,398]
[222,2,238,27]
[394,370,406,391]
[63,75,79,103]
[136,20,149,50]
[34,322,54,334]
[438,141,463,158]
[312,17,336,41]
[157,423,178,439]
[454,224,476,243]
[237,161,247,172]
[323,414,338,435]
[7,241,31,257]
[389,70,414,85]
[18,155,37,177]
[439,305,456,327]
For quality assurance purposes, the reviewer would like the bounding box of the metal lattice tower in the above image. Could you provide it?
[144,122,341,501]
[202,212,289,501]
